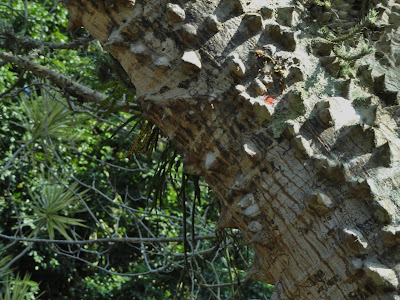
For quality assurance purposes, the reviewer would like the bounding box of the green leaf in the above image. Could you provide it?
[27,181,88,239]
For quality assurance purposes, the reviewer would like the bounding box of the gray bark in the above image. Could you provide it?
[64,0,400,298]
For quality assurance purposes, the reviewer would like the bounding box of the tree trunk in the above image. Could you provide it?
[63,0,400,298]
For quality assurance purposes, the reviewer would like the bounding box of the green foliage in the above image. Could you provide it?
[307,0,332,9]
[0,255,13,278]
[26,181,88,239]
[306,0,381,81]
[0,273,41,300]
[333,42,374,63]
[323,10,377,43]
[17,92,78,142]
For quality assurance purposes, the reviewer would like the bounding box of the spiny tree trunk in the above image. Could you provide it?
[63,0,400,298]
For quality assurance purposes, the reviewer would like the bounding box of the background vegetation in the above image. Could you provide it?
[0,1,273,299]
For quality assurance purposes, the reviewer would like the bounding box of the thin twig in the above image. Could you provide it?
[0,233,215,244]
[0,69,26,98]
[18,36,95,50]
[0,137,36,175]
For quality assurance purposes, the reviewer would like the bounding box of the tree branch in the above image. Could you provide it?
[0,233,216,244]
[54,247,173,277]
[0,231,39,277]
[0,50,131,110]
[19,36,95,50]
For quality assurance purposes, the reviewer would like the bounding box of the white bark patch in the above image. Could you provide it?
[166,3,186,23]
[238,92,251,101]
[252,78,267,95]
[328,97,361,130]
[243,203,261,218]
[153,56,170,68]
[228,53,246,77]
[247,221,263,233]
[235,85,246,93]
[247,0,292,11]
[243,143,257,157]
[205,152,217,170]
[364,261,399,289]
[182,50,202,70]
[238,193,255,209]
[342,228,368,251]
[261,74,273,86]
[130,41,147,55]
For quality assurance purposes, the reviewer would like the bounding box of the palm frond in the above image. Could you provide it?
[0,255,13,278]
[17,89,78,143]
[28,181,88,239]
[0,273,39,300]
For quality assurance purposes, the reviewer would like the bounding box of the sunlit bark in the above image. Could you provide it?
[63,0,400,298]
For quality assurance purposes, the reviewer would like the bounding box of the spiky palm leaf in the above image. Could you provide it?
[17,90,77,143]
[0,255,13,278]
[0,273,40,300]
[28,181,88,240]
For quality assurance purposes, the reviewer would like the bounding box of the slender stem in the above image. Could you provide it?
[0,69,26,98]
[0,137,36,175]
[0,233,216,244]
[0,231,39,276]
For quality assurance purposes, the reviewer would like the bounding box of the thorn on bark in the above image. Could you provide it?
[130,41,150,57]
[243,13,263,32]
[166,3,186,23]
[246,255,273,283]
[205,15,221,35]
[293,136,314,158]
[182,50,202,71]
[228,53,246,77]
[252,78,267,95]
[260,6,273,19]
[247,220,263,233]
[381,225,400,246]
[364,261,399,290]
[308,192,335,215]
[180,23,198,45]
[341,228,368,253]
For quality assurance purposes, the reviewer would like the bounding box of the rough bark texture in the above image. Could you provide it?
[64,0,400,298]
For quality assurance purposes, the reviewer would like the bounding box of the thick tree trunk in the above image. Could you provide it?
[64,0,400,298]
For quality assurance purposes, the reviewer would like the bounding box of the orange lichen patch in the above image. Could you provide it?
[263,95,275,105]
